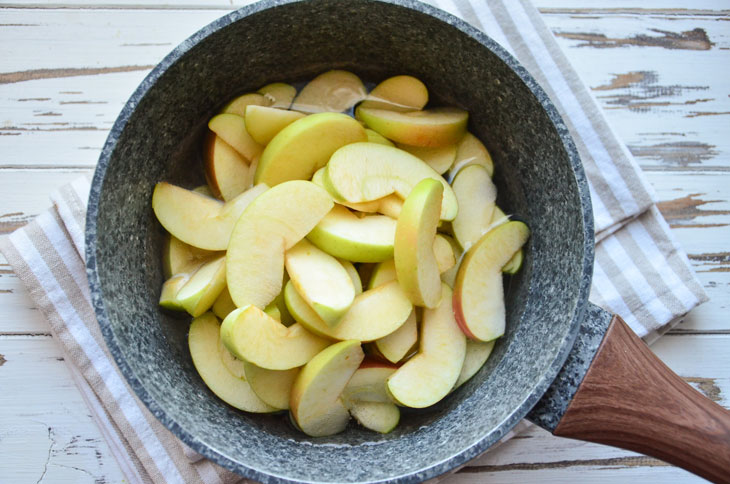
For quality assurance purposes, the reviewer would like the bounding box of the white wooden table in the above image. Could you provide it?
[1,1,728,483]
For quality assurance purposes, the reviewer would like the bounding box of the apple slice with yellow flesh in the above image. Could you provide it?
[324,142,458,221]
[221,305,330,370]
[367,259,396,289]
[387,283,466,408]
[218,337,246,379]
[395,178,443,308]
[341,360,398,404]
[290,340,364,437]
[203,133,250,201]
[254,112,366,186]
[212,287,282,321]
[397,143,457,175]
[284,280,412,342]
[152,182,268,251]
[453,339,495,389]
[221,92,268,117]
[376,194,403,219]
[244,105,306,145]
[349,401,400,434]
[176,255,227,317]
[163,234,217,278]
[453,221,530,341]
[285,239,355,327]
[340,260,363,295]
[257,82,296,109]
[306,205,397,263]
[188,313,277,413]
[226,180,332,309]
[291,70,366,114]
[158,274,190,311]
[452,164,497,250]
[440,234,463,288]
[490,207,524,274]
[434,234,456,274]
[243,362,299,410]
[374,309,417,364]
[448,132,494,180]
[365,129,394,146]
[208,113,263,162]
[355,106,467,148]
[359,75,428,112]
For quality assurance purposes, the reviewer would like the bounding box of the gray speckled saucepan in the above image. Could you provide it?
[85,1,730,483]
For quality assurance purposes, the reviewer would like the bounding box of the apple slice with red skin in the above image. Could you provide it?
[453,221,530,341]
[203,132,251,201]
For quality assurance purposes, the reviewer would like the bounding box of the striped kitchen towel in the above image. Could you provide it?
[0,1,707,483]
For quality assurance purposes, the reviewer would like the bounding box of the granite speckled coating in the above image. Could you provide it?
[86,1,598,482]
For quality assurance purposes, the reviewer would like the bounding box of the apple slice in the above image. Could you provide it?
[208,113,263,162]
[324,142,458,220]
[285,239,355,327]
[359,75,428,112]
[290,340,364,437]
[221,92,268,117]
[394,178,443,308]
[454,339,495,389]
[376,194,403,219]
[158,273,189,311]
[152,182,267,251]
[176,255,227,317]
[244,105,306,145]
[348,401,400,434]
[213,286,281,321]
[397,143,457,175]
[490,207,524,274]
[452,164,497,250]
[367,259,396,289]
[203,133,250,201]
[355,107,467,148]
[188,313,277,413]
[453,221,530,341]
[218,336,246,379]
[221,305,330,370]
[254,112,366,186]
[340,259,363,295]
[387,283,466,408]
[439,234,463,288]
[291,70,366,113]
[448,132,494,180]
[306,205,397,263]
[284,280,412,342]
[226,180,332,309]
[365,129,394,146]
[243,362,299,410]
[341,361,398,404]
[374,309,417,364]
[257,82,296,109]
[434,234,456,274]
[163,234,216,278]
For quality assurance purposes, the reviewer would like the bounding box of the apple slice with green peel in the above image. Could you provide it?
[218,337,246,379]
[434,234,456,274]
[355,107,468,148]
[163,234,217,278]
[176,255,227,317]
[221,92,268,117]
[490,207,524,274]
[226,180,332,309]
[349,401,400,434]
[152,182,268,251]
[340,260,363,295]
[341,361,398,404]
[454,339,495,389]
[374,309,417,364]
[387,283,466,408]
[290,340,364,437]
[397,143,457,175]
[204,133,250,201]
[284,280,412,342]
[212,287,236,320]
[306,205,397,263]
[255,112,366,186]
[325,142,458,221]
[367,259,396,289]
[291,70,366,114]
[359,75,428,112]
[365,128,394,146]
[448,132,494,180]
[440,234,463,288]
[208,113,263,162]
[221,305,330,370]
[159,274,190,311]
[243,362,299,410]
[257,82,296,109]
[285,239,355,327]
[453,221,530,341]
[452,164,497,250]
[188,313,277,413]
[395,178,443,308]
[244,105,306,145]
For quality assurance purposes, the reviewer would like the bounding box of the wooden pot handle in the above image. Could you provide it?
[554,315,730,483]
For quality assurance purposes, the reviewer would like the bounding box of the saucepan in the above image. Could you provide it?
[85,0,730,482]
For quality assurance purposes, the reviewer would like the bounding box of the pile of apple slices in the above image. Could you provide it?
[152,71,529,437]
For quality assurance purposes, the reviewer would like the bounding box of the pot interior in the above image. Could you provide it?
[88,1,592,482]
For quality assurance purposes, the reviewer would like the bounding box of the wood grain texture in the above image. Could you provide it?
[555,316,730,483]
